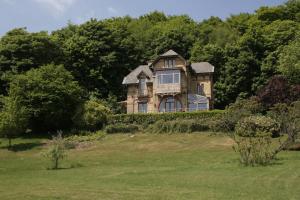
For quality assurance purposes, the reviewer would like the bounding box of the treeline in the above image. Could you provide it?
[0,0,299,135]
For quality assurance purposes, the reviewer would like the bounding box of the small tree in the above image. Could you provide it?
[43,132,66,170]
[268,101,300,152]
[0,97,29,148]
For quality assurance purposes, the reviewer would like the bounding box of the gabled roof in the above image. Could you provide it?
[122,65,153,85]
[191,62,214,73]
[151,49,186,66]
[160,49,179,57]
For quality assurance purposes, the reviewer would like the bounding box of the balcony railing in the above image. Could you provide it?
[155,83,181,94]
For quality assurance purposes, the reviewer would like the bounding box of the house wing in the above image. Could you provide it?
[122,65,153,85]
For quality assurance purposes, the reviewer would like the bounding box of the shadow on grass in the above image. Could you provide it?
[1,142,44,152]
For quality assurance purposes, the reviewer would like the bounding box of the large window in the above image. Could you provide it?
[138,102,147,113]
[188,94,209,111]
[159,96,182,112]
[139,78,147,95]
[157,70,180,85]
[164,59,175,68]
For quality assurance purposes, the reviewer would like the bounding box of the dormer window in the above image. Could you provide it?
[138,78,147,96]
[164,59,175,68]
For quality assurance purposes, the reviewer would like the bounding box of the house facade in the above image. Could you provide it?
[122,50,214,113]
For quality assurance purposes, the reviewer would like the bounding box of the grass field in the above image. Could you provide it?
[0,133,300,200]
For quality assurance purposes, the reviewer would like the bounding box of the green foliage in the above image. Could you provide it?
[0,28,62,94]
[42,132,67,169]
[278,35,300,84]
[0,97,29,147]
[147,119,209,134]
[235,116,278,137]
[73,99,111,131]
[213,99,263,132]
[268,101,300,141]
[233,116,279,166]
[108,110,224,126]
[8,64,83,132]
[105,124,139,134]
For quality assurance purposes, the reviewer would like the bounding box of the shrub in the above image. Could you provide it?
[235,116,279,138]
[267,101,300,150]
[213,98,263,132]
[107,110,224,127]
[233,116,279,166]
[42,132,67,169]
[105,124,139,134]
[147,119,209,134]
[73,99,111,131]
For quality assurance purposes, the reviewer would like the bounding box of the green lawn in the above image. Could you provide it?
[0,133,300,200]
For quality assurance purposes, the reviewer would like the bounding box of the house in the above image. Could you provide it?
[122,50,214,113]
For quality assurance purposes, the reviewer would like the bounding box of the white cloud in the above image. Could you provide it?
[107,6,118,14]
[33,0,77,16]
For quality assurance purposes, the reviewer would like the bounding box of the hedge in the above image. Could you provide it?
[107,110,224,126]
[147,119,210,134]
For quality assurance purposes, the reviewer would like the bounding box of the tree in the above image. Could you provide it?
[8,64,84,133]
[42,132,67,170]
[256,75,299,108]
[0,28,62,94]
[0,97,29,148]
[278,36,300,84]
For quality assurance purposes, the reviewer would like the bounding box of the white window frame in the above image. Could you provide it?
[164,59,176,68]
[158,72,180,85]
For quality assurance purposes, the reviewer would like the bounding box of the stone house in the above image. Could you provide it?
[122,50,214,113]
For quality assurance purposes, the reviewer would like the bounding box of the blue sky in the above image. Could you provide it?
[1,0,286,35]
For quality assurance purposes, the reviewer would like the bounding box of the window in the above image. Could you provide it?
[159,97,182,112]
[188,103,208,111]
[157,70,180,85]
[164,59,175,68]
[197,83,205,95]
[139,78,147,95]
[138,102,147,113]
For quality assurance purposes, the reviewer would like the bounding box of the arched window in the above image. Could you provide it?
[159,96,182,112]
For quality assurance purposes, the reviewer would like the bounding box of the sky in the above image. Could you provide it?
[0,0,287,36]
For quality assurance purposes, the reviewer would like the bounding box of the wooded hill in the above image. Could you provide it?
[0,0,299,110]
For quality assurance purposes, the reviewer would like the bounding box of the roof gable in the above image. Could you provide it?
[122,65,153,85]
[191,62,214,73]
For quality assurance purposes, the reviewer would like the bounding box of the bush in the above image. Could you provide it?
[147,119,209,134]
[213,99,263,132]
[233,116,279,166]
[105,124,139,134]
[73,99,111,131]
[235,116,279,138]
[107,110,224,127]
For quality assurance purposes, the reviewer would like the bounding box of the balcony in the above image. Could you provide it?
[155,83,181,94]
